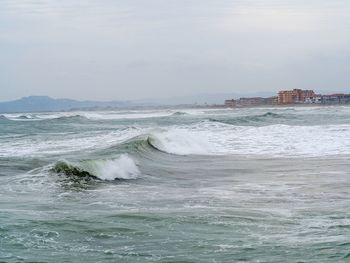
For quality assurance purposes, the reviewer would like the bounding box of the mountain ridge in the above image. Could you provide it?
[0,92,278,113]
[0,96,133,113]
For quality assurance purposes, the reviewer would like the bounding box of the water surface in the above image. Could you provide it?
[0,107,349,262]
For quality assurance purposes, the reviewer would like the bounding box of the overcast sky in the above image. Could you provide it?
[0,0,349,101]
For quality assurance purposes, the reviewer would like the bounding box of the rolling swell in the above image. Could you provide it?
[209,112,292,126]
[99,130,213,158]
[98,135,160,157]
[51,115,89,122]
[98,137,158,158]
[117,129,214,156]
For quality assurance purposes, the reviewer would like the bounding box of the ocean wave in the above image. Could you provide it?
[51,115,89,122]
[94,129,215,157]
[52,154,140,181]
[16,114,37,120]
[209,112,290,126]
[0,114,85,122]
[171,111,188,116]
[122,123,350,157]
[186,122,350,157]
[2,114,350,159]
[146,130,214,155]
[0,115,9,121]
[0,114,39,121]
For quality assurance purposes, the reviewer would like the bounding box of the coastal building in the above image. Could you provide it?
[305,95,322,104]
[224,90,349,107]
[224,99,236,108]
[264,96,278,105]
[278,90,293,104]
[237,97,265,106]
[224,96,278,107]
[238,96,278,106]
[278,89,315,104]
[321,94,350,104]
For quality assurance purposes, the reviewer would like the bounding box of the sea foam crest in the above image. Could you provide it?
[89,155,140,180]
[187,122,350,157]
[148,129,214,155]
[147,122,350,157]
[54,154,140,181]
[0,115,9,120]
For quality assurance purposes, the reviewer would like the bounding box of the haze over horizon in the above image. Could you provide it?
[1,0,349,101]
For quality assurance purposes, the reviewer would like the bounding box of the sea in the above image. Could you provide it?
[0,106,349,262]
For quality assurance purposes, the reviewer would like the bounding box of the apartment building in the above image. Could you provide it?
[278,89,315,104]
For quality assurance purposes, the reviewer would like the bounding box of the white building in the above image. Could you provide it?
[304,96,322,104]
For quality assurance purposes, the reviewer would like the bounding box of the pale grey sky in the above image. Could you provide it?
[0,0,349,101]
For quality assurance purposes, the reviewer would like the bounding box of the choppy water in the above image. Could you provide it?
[0,106,349,262]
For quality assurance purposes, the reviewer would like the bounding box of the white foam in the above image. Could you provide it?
[2,108,350,158]
[173,122,350,157]
[2,114,40,121]
[33,110,181,120]
[0,128,146,157]
[4,109,202,121]
[148,129,215,155]
[3,121,349,158]
[83,155,140,180]
[139,120,350,157]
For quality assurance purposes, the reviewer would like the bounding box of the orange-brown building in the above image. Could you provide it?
[278,89,315,104]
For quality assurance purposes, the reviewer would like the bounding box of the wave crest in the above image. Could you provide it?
[146,130,213,155]
[171,112,187,116]
[209,112,288,126]
[0,115,9,121]
[53,115,89,122]
[52,154,140,181]
[17,115,37,120]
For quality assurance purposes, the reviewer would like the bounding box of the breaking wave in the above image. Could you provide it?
[119,123,350,157]
[0,114,88,122]
[52,115,89,122]
[0,115,38,121]
[52,154,140,181]
[0,115,9,121]
[17,115,37,120]
[146,130,213,155]
[98,131,214,157]
[3,115,350,160]
[171,112,188,116]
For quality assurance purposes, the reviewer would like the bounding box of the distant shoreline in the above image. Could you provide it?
[197,103,350,109]
[1,102,349,114]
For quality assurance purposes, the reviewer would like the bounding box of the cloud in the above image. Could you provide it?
[0,0,349,101]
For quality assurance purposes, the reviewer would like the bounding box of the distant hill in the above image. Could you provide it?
[0,96,133,113]
[0,92,278,113]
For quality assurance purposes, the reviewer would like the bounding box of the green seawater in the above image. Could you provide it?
[0,107,349,262]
